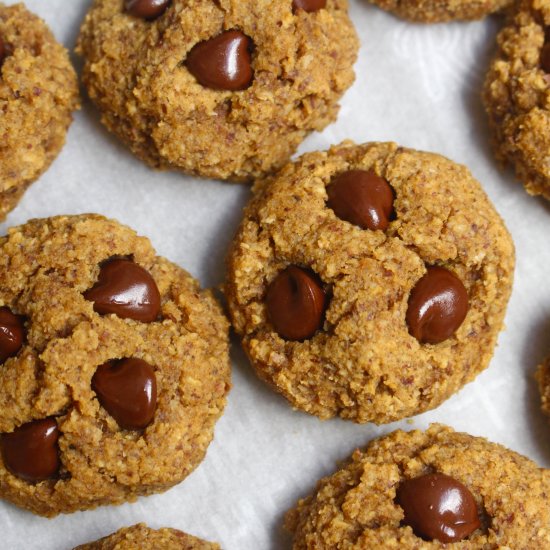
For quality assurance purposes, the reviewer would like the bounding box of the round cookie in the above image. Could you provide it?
[0,214,230,517]
[483,0,550,199]
[366,0,510,23]
[0,3,79,221]
[73,523,220,549]
[225,141,515,424]
[536,356,550,419]
[76,0,358,181]
[285,424,550,548]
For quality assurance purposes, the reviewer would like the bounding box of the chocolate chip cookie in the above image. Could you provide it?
[0,214,230,517]
[74,523,220,549]
[367,0,510,22]
[286,424,550,548]
[225,141,514,423]
[536,356,550,420]
[76,0,358,181]
[483,0,550,199]
[0,2,79,221]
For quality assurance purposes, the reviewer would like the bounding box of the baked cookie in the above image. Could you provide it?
[74,523,220,549]
[0,3,79,221]
[0,214,230,517]
[536,356,550,418]
[367,0,510,22]
[76,0,358,181]
[286,424,550,548]
[483,0,550,199]
[226,141,514,424]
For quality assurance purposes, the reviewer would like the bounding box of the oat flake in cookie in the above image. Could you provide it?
[0,3,79,221]
[226,142,514,423]
[76,0,358,181]
[0,215,230,517]
[285,424,550,548]
[483,0,550,199]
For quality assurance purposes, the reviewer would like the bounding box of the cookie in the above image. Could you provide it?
[0,3,79,221]
[76,0,358,181]
[226,141,514,424]
[73,523,220,549]
[0,214,230,517]
[367,0,510,22]
[285,424,550,548]
[536,356,550,418]
[483,0,550,199]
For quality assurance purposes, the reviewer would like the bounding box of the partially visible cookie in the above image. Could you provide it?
[0,3,79,221]
[483,0,550,199]
[367,0,510,23]
[226,141,514,424]
[286,424,550,548]
[0,214,231,517]
[536,356,550,418]
[74,523,220,550]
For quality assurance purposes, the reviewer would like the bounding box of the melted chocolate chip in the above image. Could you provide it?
[396,473,481,543]
[125,0,171,19]
[84,259,161,322]
[406,266,468,344]
[0,418,60,482]
[92,358,157,430]
[266,265,326,341]
[0,307,24,364]
[292,0,327,12]
[327,169,394,231]
[186,30,253,91]
[541,43,550,74]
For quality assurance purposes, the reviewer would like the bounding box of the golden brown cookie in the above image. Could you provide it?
[76,0,358,181]
[0,3,79,221]
[483,0,550,199]
[367,0,510,22]
[0,214,231,517]
[226,141,514,424]
[286,424,550,548]
[74,523,220,550]
[536,356,550,418]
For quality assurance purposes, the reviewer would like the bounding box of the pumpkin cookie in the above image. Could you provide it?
[0,2,79,221]
[285,424,550,548]
[74,523,220,549]
[0,214,230,517]
[483,0,550,199]
[226,141,514,424]
[76,0,358,181]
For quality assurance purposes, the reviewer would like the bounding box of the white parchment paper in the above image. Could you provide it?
[1,1,549,548]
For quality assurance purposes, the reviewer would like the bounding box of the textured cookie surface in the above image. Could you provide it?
[483,0,550,198]
[74,523,220,549]
[286,424,550,549]
[0,214,230,517]
[0,3,79,221]
[76,0,358,181]
[226,141,514,423]
[536,356,550,418]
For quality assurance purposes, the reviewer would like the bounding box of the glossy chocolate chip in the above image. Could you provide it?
[396,473,481,543]
[266,265,326,341]
[92,358,157,430]
[186,30,253,91]
[0,418,60,482]
[406,266,468,344]
[0,307,24,364]
[125,0,171,19]
[292,0,327,12]
[84,259,161,322]
[327,169,394,231]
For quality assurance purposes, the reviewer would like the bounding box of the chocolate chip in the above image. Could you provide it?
[92,358,157,430]
[0,418,60,482]
[0,307,25,364]
[396,473,481,543]
[125,0,171,19]
[0,36,5,66]
[266,265,326,341]
[292,0,327,12]
[406,266,468,344]
[541,43,550,74]
[327,169,394,231]
[84,259,161,322]
[186,30,253,91]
